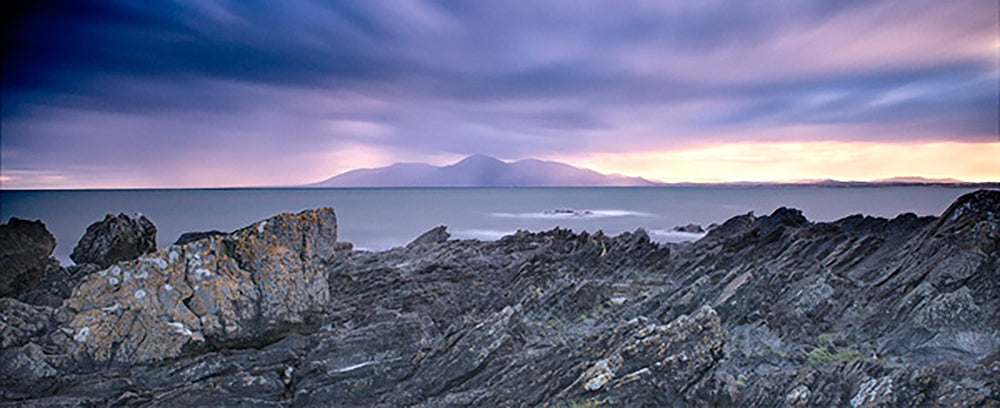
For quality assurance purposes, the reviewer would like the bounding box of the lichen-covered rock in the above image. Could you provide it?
[0,218,59,298]
[70,213,157,268]
[63,208,338,364]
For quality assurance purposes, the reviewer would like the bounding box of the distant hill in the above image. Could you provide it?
[873,176,965,184]
[310,154,658,187]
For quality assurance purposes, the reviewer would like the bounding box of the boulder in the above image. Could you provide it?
[63,208,339,364]
[0,218,59,298]
[70,213,157,268]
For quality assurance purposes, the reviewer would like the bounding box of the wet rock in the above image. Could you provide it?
[70,213,157,268]
[0,218,59,298]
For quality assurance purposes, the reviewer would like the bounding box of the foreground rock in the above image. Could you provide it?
[65,207,337,365]
[1,190,998,406]
[70,213,157,268]
[0,218,59,298]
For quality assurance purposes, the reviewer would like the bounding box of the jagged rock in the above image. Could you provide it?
[407,225,451,247]
[0,298,57,349]
[0,218,59,298]
[568,306,726,405]
[703,211,755,241]
[753,206,809,234]
[2,190,998,406]
[70,213,157,268]
[63,208,338,364]
[673,223,705,233]
[18,264,101,308]
[172,230,227,246]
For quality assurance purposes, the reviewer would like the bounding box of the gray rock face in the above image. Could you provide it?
[1,190,998,406]
[17,264,101,308]
[673,223,705,233]
[70,213,157,268]
[0,218,59,298]
[407,225,450,247]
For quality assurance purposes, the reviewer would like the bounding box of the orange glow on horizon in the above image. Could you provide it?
[556,141,1000,183]
[2,141,997,189]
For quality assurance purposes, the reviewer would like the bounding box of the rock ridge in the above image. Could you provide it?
[0,190,997,406]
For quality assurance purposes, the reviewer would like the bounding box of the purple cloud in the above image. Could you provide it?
[2,0,997,187]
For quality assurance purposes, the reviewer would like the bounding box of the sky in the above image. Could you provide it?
[1,0,998,189]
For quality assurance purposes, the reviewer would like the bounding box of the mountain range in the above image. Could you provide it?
[311,154,657,187]
[310,154,995,188]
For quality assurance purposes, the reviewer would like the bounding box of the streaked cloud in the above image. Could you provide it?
[1,0,997,188]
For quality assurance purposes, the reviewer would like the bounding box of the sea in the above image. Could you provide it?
[0,186,981,265]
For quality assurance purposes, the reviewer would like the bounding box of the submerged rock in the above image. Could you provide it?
[70,213,157,268]
[0,218,59,298]
[1,190,998,406]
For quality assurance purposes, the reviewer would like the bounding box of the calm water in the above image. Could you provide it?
[0,186,979,265]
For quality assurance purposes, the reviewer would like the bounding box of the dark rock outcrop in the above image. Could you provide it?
[0,218,59,298]
[17,264,101,308]
[407,225,450,247]
[1,190,998,406]
[70,213,157,268]
[673,223,705,233]
[172,230,226,246]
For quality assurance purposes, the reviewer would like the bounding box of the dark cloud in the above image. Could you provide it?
[1,0,997,187]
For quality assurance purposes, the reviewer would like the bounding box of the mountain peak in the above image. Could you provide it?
[450,154,506,167]
[311,155,657,187]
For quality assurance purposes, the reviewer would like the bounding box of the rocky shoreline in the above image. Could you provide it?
[1,190,998,406]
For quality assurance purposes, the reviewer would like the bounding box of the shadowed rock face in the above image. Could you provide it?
[70,213,157,268]
[0,218,59,298]
[1,191,998,406]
